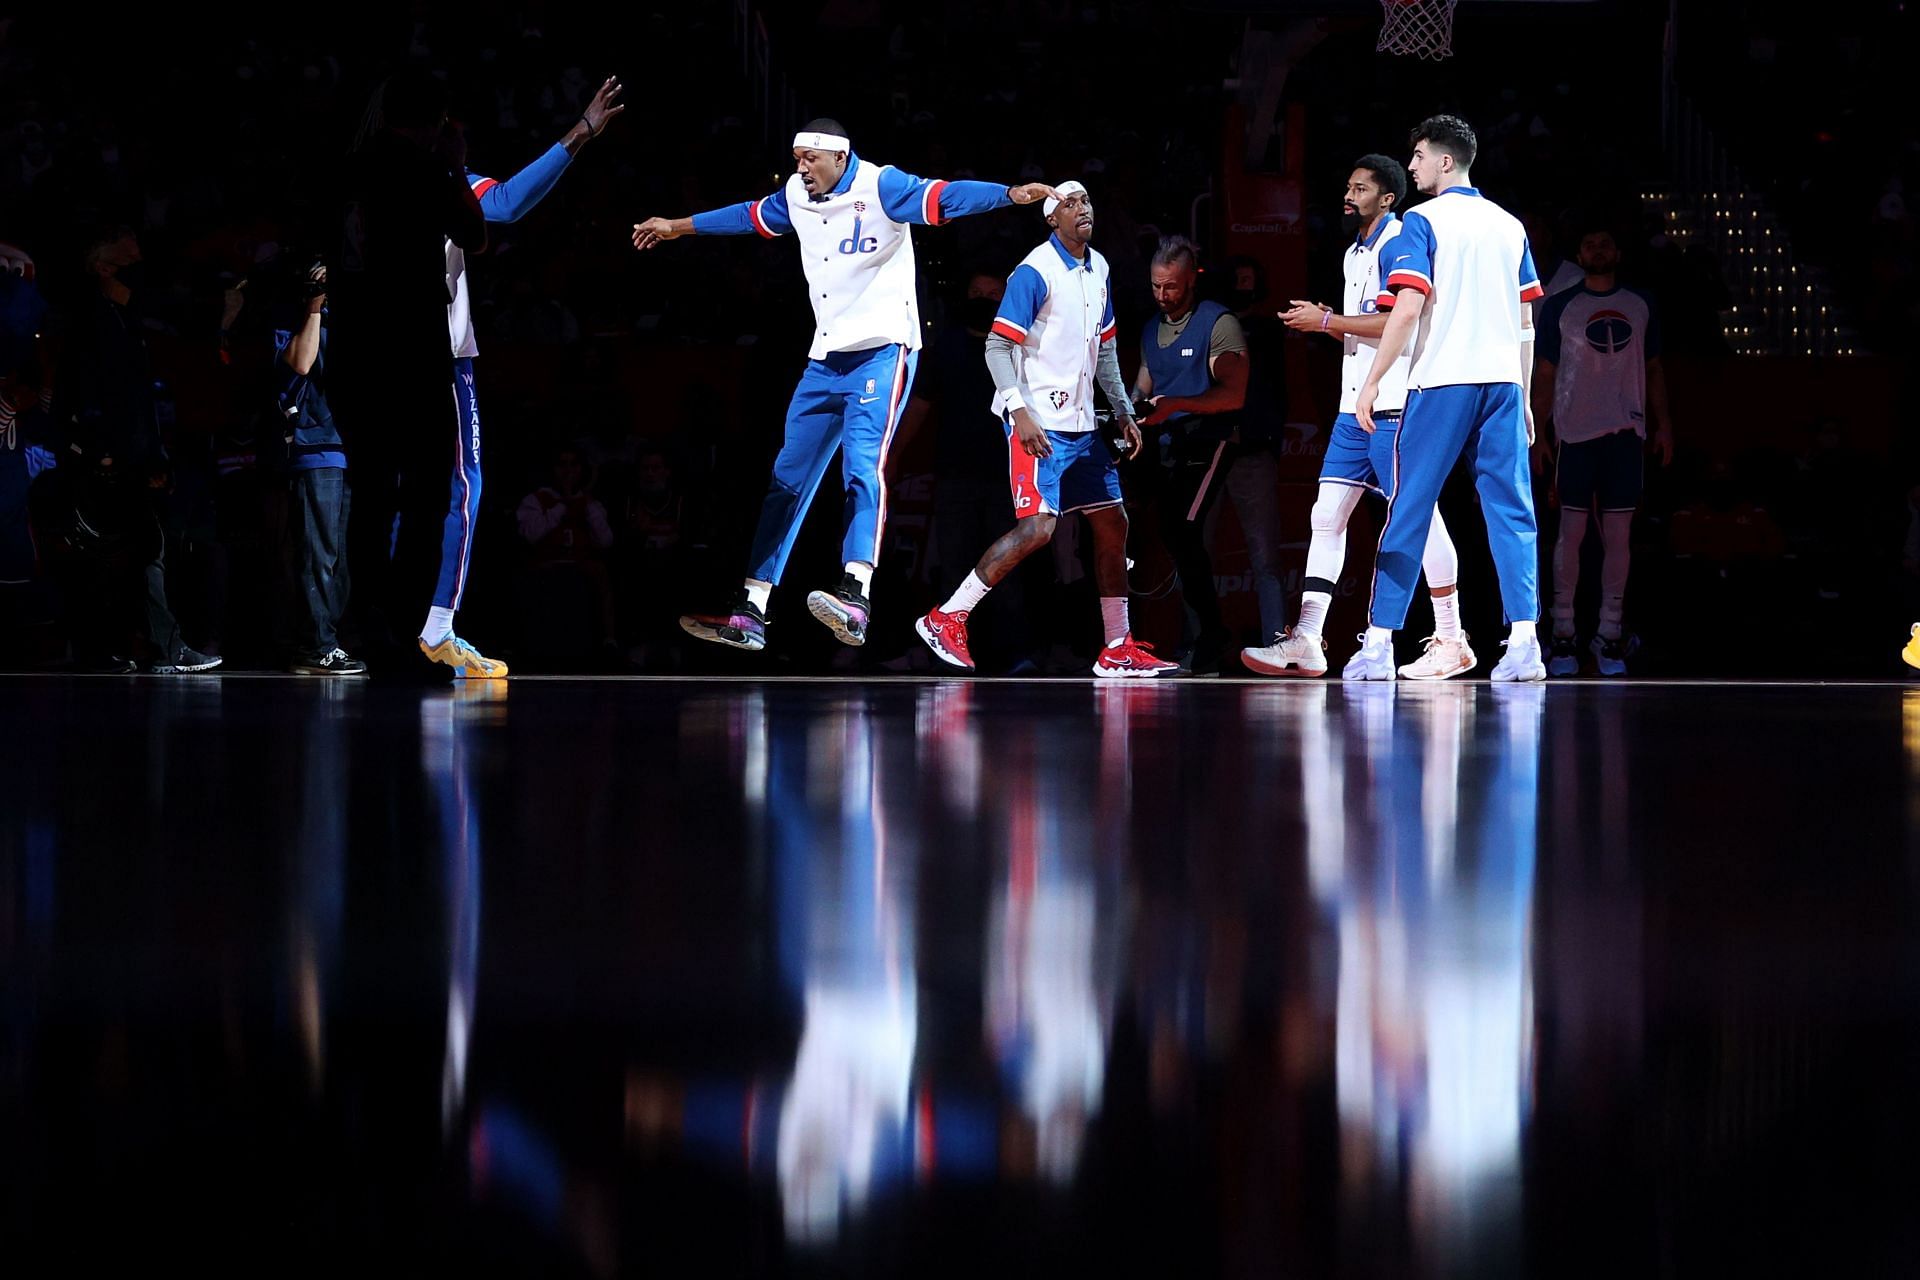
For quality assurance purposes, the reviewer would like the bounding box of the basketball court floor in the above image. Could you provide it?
[2,673,1915,1275]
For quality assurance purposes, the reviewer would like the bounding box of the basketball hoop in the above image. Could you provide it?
[1377,0,1458,61]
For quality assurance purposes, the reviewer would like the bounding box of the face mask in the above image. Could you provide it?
[964,297,1000,333]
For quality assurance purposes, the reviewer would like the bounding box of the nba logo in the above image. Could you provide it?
[1049,390,1070,411]
[866,379,876,395]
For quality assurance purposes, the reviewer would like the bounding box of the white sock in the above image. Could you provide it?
[744,579,772,613]
[1431,589,1462,641]
[1364,625,1393,650]
[1509,619,1538,645]
[421,606,455,645]
[1100,597,1130,647]
[1295,592,1331,640]
[941,571,991,617]
[844,561,873,595]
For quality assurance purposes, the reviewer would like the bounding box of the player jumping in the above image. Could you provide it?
[632,119,1053,653]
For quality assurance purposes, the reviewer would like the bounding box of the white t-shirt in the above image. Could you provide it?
[1535,285,1661,444]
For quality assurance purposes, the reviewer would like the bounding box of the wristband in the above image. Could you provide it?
[1320,309,1332,332]
[580,115,599,139]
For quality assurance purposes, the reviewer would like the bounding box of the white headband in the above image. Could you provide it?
[1043,180,1089,219]
[793,131,850,154]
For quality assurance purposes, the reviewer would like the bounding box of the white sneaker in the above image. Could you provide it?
[1241,629,1329,677]
[1490,634,1547,682]
[1342,635,1397,682]
[1398,633,1476,681]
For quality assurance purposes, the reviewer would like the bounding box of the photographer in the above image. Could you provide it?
[31,230,219,672]
[1134,236,1249,675]
[266,255,362,675]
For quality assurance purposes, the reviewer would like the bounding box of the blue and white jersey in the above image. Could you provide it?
[1342,214,1411,415]
[989,234,1117,435]
[692,154,1012,360]
[447,143,576,359]
[1380,187,1546,390]
[1535,285,1661,444]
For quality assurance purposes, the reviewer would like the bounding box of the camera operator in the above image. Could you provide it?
[264,254,362,675]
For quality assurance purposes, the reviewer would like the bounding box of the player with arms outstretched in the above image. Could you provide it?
[633,119,1053,653]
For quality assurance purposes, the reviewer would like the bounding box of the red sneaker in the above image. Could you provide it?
[1093,635,1179,678]
[915,607,976,671]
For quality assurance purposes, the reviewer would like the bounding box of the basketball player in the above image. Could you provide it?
[416,75,627,678]
[914,182,1177,678]
[1531,224,1673,676]
[1352,115,1548,682]
[1241,154,1472,680]
[632,120,1054,652]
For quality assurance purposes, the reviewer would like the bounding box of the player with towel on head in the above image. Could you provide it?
[915,181,1177,678]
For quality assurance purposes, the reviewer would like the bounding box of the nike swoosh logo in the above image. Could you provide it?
[859,396,882,404]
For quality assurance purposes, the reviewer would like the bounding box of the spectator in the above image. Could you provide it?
[1533,224,1675,677]
[33,229,220,672]
[517,446,617,654]
[618,445,697,668]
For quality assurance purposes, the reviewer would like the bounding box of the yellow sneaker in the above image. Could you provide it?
[419,634,509,679]
[1905,624,1920,671]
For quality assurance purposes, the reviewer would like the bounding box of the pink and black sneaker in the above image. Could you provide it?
[680,592,769,652]
[806,574,871,647]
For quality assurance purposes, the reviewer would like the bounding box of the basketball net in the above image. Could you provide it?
[1377,0,1458,60]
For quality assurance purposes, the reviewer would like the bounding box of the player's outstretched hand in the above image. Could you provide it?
[1008,183,1058,206]
[632,218,684,251]
[584,77,626,137]
[1140,395,1178,428]
[1120,417,1144,460]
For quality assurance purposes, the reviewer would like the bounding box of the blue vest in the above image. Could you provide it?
[1139,299,1237,445]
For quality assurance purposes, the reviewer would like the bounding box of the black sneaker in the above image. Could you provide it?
[149,645,223,674]
[1189,628,1229,676]
[1546,635,1581,677]
[290,647,369,676]
[1590,635,1629,677]
[75,652,138,675]
[805,574,871,647]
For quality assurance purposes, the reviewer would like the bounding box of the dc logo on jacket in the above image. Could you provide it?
[839,202,878,255]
